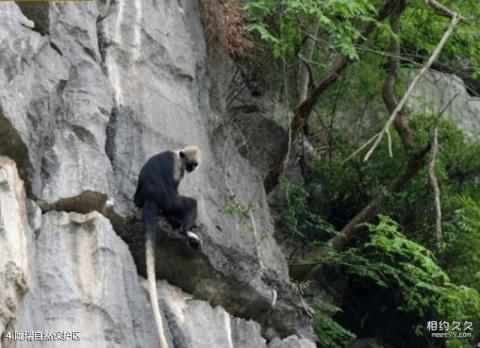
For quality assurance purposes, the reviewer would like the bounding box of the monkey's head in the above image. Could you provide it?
[179,145,201,173]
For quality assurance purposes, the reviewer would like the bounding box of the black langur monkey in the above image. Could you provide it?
[134,145,201,348]
[134,145,201,243]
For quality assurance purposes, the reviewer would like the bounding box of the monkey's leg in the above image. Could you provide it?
[180,196,197,232]
[177,196,200,248]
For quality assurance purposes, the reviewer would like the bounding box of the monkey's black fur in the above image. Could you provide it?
[134,151,198,247]
[134,148,200,347]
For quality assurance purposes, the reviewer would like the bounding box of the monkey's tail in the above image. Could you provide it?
[144,198,169,348]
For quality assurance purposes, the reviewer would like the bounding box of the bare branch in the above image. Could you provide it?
[342,133,380,164]
[363,13,461,162]
[428,126,442,241]
[382,0,414,153]
[386,128,393,157]
[299,57,316,94]
[298,22,320,102]
[426,0,466,20]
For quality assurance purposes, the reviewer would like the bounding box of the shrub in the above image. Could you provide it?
[199,0,254,58]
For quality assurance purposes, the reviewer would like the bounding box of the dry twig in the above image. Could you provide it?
[426,0,466,20]
[428,126,442,241]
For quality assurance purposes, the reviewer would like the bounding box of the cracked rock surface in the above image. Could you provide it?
[2,1,475,346]
[0,1,315,346]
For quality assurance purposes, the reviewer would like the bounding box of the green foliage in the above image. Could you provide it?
[245,0,381,60]
[275,114,480,346]
[313,300,356,348]
[403,0,480,77]
[221,195,267,246]
[242,0,480,345]
[443,196,480,289]
[243,0,480,108]
[307,123,408,227]
[307,114,480,249]
[222,195,251,219]
[280,181,338,242]
[323,216,480,347]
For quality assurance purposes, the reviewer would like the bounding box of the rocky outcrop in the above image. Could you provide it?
[1,180,315,347]
[0,4,113,203]
[0,0,314,346]
[0,162,312,347]
[17,210,159,348]
[0,157,29,340]
[156,281,315,348]
[409,70,480,134]
[330,69,480,139]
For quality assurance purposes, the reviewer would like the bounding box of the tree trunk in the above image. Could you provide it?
[294,143,432,280]
[263,0,399,193]
[382,0,413,152]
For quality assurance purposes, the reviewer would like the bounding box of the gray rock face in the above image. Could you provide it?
[269,336,317,348]
[0,3,113,204]
[17,210,159,348]
[8,204,310,348]
[157,281,268,348]
[409,70,480,134]
[158,282,314,348]
[0,157,29,338]
[0,0,315,346]
[330,69,480,140]
[96,0,308,337]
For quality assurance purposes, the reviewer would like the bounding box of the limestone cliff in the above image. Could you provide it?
[0,1,314,347]
[2,1,476,347]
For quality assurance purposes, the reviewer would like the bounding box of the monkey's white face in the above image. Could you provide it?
[179,145,201,173]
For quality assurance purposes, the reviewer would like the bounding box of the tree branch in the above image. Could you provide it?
[362,11,462,162]
[294,143,432,280]
[336,143,432,249]
[298,22,320,102]
[426,0,466,20]
[294,0,464,281]
[428,126,442,241]
[264,0,400,193]
[382,0,414,153]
